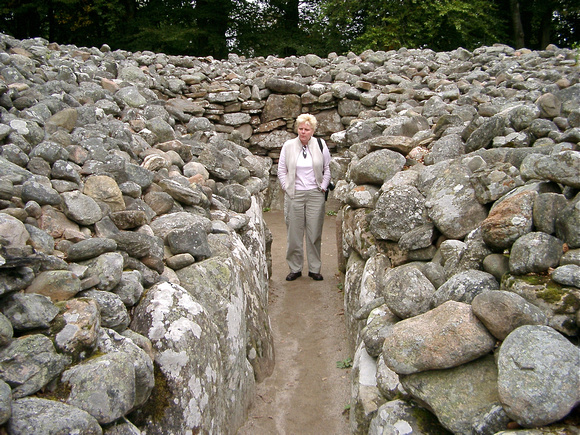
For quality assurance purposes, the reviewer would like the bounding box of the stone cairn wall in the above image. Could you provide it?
[0,31,579,434]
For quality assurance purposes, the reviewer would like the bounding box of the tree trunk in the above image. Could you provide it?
[539,7,553,48]
[509,0,525,48]
[195,0,232,58]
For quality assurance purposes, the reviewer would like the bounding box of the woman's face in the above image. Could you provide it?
[297,122,314,144]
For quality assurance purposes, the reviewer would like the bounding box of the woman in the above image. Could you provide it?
[277,113,331,281]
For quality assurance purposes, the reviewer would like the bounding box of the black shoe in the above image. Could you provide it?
[308,272,323,281]
[286,271,302,281]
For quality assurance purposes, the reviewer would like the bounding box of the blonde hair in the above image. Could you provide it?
[295,113,318,132]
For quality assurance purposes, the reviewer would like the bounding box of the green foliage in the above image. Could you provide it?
[1,0,578,57]
[336,357,352,369]
[322,0,507,52]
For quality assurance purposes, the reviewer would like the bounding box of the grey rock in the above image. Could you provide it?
[533,192,568,235]
[21,177,61,206]
[497,325,580,427]
[560,248,580,266]
[425,133,465,164]
[157,177,205,206]
[80,252,124,291]
[29,141,69,163]
[52,298,100,360]
[509,232,564,275]
[551,264,580,288]
[115,86,147,108]
[465,115,505,153]
[349,342,385,435]
[130,282,232,432]
[25,270,82,302]
[146,116,175,143]
[103,418,142,435]
[0,378,11,425]
[421,261,447,289]
[345,184,380,209]
[360,305,398,357]
[345,118,384,145]
[398,223,436,251]
[482,253,510,281]
[0,177,14,200]
[349,149,406,186]
[24,224,54,254]
[96,328,154,409]
[375,354,408,402]
[470,162,523,204]
[149,211,212,239]
[265,77,308,94]
[7,397,102,435]
[0,267,35,296]
[80,289,130,332]
[0,313,13,347]
[61,190,104,225]
[471,403,511,435]
[521,150,580,188]
[431,270,499,308]
[555,194,580,249]
[0,334,70,398]
[111,270,144,307]
[1,292,59,331]
[481,190,537,250]
[369,399,445,435]
[425,162,488,239]
[0,156,32,184]
[219,183,252,213]
[370,186,429,241]
[0,214,29,247]
[508,104,540,131]
[401,354,500,435]
[61,351,136,424]
[382,266,435,319]
[166,225,211,261]
[472,290,548,340]
[51,159,82,183]
[111,231,162,260]
[67,237,118,262]
[382,301,496,374]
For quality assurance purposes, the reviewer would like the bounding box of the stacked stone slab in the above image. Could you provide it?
[0,31,579,434]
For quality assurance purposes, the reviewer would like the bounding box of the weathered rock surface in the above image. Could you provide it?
[0,33,579,435]
[334,43,579,435]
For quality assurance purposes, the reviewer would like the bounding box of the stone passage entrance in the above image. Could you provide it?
[238,201,351,434]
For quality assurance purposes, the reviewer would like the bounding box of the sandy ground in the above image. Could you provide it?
[237,200,352,435]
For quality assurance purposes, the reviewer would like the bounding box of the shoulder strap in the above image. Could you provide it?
[317,137,327,175]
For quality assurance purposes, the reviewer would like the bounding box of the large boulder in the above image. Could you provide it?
[497,325,580,427]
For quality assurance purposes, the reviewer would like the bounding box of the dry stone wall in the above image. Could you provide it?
[0,31,579,435]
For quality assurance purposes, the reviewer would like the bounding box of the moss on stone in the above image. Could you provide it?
[130,362,170,425]
[412,405,453,435]
[536,281,565,304]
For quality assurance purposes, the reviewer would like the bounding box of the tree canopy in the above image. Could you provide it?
[0,0,578,57]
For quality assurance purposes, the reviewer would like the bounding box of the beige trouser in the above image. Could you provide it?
[284,189,326,274]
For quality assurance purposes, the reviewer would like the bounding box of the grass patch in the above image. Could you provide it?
[336,357,353,369]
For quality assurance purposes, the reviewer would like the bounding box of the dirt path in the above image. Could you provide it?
[237,200,351,435]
